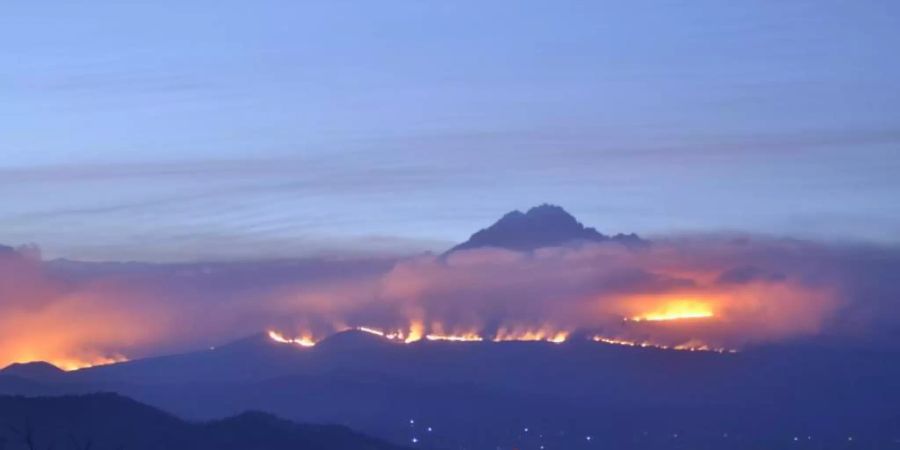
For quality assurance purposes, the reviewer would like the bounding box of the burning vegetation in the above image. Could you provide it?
[1,236,852,370]
[268,326,735,353]
[265,298,737,353]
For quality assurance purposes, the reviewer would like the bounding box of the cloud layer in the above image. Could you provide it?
[1,236,898,369]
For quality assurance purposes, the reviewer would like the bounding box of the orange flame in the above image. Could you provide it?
[355,326,411,342]
[51,355,129,372]
[592,335,736,353]
[626,299,715,322]
[266,327,739,354]
[335,325,569,344]
[405,320,424,343]
[267,330,316,347]
[492,327,568,344]
[425,333,484,342]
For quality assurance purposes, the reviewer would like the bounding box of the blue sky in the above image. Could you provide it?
[1,1,899,260]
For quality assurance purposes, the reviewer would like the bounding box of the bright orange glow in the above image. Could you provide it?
[493,327,568,344]
[267,330,316,347]
[3,353,128,372]
[627,299,715,322]
[425,333,483,342]
[405,320,424,343]
[592,335,736,353]
[50,355,129,372]
[0,295,155,372]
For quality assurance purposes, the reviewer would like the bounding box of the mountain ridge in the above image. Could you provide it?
[0,393,406,450]
[448,204,645,253]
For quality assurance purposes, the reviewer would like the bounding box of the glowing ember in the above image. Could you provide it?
[592,335,736,353]
[628,300,714,322]
[345,326,569,344]
[268,326,740,354]
[386,331,407,341]
[267,330,316,347]
[263,328,740,354]
[425,333,483,342]
[356,326,411,342]
[356,326,386,337]
[356,326,484,343]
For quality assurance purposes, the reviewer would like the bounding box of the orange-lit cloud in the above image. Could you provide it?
[0,249,168,370]
[1,237,896,368]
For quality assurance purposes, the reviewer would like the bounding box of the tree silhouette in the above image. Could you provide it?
[7,420,46,450]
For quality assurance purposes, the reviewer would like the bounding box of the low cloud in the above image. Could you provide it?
[1,236,898,368]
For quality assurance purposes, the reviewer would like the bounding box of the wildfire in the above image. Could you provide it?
[355,326,484,343]
[358,325,569,344]
[425,333,484,342]
[267,330,316,347]
[355,326,415,342]
[262,328,742,355]
[492,327,568,344]
[4,353,129,372]
[627,300,715,322]
[406,320,424,343]
[53,355,129,371]
[266,321,743,355]
[592,335,736,353]
[356,326,387,337]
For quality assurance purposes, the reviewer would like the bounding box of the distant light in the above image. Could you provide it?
[539,446,544,450]
[411,437,418,444]
[807,436,812,440]
[672,433,679,438]
[409,419,415,425]
[427,427,433,432]
[794,437,799,441]
[586,436,592,441]
[524,428,529,433]
[848,436,854,441]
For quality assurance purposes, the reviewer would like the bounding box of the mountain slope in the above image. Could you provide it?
[449,204,645,253]
[4,335,900,449]
[0,393,406,450]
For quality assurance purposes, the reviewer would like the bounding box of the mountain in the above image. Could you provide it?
[65,332,313,385]
[4,334,900,449]
[448,204,645,253]
[0,393,406,450]
[0,361,67,383]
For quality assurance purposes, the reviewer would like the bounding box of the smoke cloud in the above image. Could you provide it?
[1,236,898,369]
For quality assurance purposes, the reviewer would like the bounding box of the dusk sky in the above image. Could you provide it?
[2,1,899,261]
[4,6,900,446]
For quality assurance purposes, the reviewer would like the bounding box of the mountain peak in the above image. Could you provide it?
[525,203,571,216]
[0,361,67,381]
[449,204,645,253]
